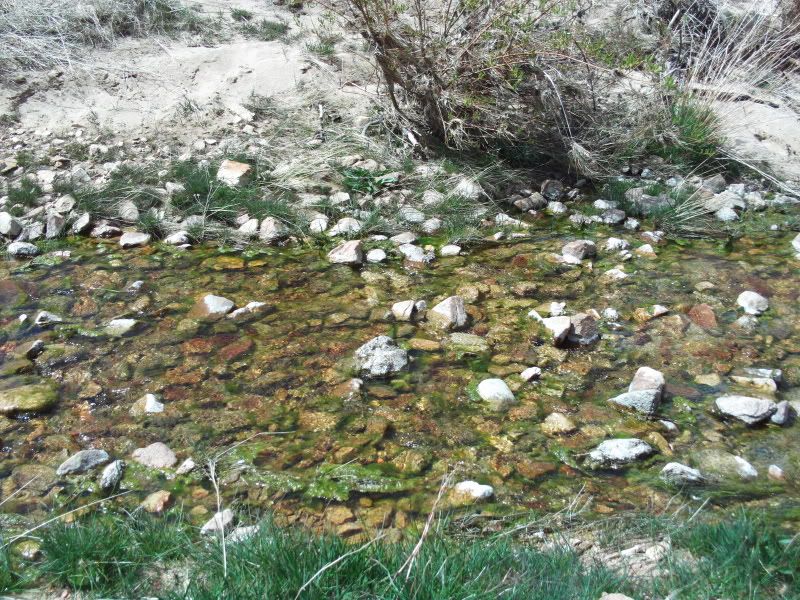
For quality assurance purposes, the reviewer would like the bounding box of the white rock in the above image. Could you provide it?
[164,230,190,245]
[541,316,572,346]
[131,442,177,469]
[201,294,235,316]
[440,244,461,257]
[217,160,251,186]
[328,217,362,236]
[390,232,418,245]
[771,401,791,425]
[477,378,516,410]
[715,395,777,425]
[392,300,418,321]
[366,248,387,263]
[422,189,444,205]
[104,318,137,336]
[602,307,620,321]
[602,268,628,281]
[421,217,442,234]
[71,213,92,235]
[768,464,785,480]
[793,233,800,253]
[629,366,665,399]
[547,201,568,214]
[201,509,235,535]
[453,480,494,501]
[328,240,364,265]
[660,462,705,485]
[399,206,425,223]
[586,438,655,470]
[428,296,467,330]
[176,458,196,475]
[117,200,139,222]
[520,366,542,381]
[354,335,408,378]
[7,241,40,257]
[99,460,125,490]
[453,178,484,200]
[238,218,259,236]
[140,393,164,414]
[737,291,769,315]
[309,215,329,234]
[0,212,22,237]
[34,311,62,325]
[397,243,433,263]
[624,218,640,230]
[733,456,758,479]
[561,240,596,261]
[605,237,630,251]
[228,301,267,320]
[715,206,739,222]
[119,232,151,248]
[259,217,287,243]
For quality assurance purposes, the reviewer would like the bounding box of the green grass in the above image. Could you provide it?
[7,179,43,215]
[3,510,799,598]
[240,18,289,42]
[231,7,253,22]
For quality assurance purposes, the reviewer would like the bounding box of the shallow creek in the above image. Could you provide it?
[1,226,800,535]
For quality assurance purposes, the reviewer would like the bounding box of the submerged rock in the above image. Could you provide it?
[477,378,516,411]
[715,395,777,425]
[7,242,40,258]
[354,336,408,378]
[428,296,467,330]
[541,412,576,435]
[57,449,110,476]
[694,449,757,481]
[104,318,138,337]
[0,383,58,415]
[194,294,235,317]
[660,462,705,486]
[585,438,655,470]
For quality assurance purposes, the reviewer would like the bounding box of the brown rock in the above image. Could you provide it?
[219,338,254,362]
[688,304,717,328]
[515,459,557,479]
[141,490,173,514]
[325,505,355,526]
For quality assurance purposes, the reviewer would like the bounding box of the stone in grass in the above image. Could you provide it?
[216,160,251,186]
[0,212,22,237]
[366,248,387,263]
[585,438,655,470]
[56,449,110,476]
[428,296,467,330]
[328,240,364,265]
[660,462,705,486]
[715,395,777,425]
[737,290,769,315]
[477,378,516,411]
[608,389,661,417]
[201,509,235,535]
[354,336,408,378]
[131,442,177,469]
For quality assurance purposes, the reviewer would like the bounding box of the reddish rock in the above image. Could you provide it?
[219,338,254,362]
[688,303,717,328]
[181,338,215,355]
[515,459,557,479]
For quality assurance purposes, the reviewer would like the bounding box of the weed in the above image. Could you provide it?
[230,7,253,22]
[7,179,42,212]
[14,150,36,169]
[340,167,394,195]
[305,31,340,58]
[240,19,289,42]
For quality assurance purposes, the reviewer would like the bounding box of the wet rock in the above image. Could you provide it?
[34,311,62,326]
[585,439,655,470]
[164,230,190,245]
[535,314,572,346]
[259,217,287,243]
[541,412,576,435]
[0,212,22,237]
[440,244,461,257]
[100,460,125,490]
[428,296,467,330]
[520,366,542,381]
[771,401,791,425]
[57,449,110,476]
[730,371,778,394]
[132,442,177,469]
[688,304,717,328]
[228,301,267,320]
[451,480,494,502]
[328,240,364,265]
[71,213,92,235]
[398,243,434,263]
[15,339,44,359]
[392,300,417,321]
[768,465,785,480]
[694,449,757,481]
[217,160,251,186]
[715,395,777,425]
[446,332,489,353]
[737,291,768,315]
[201,509,235,535]
[660,462,705,485]
[477,378,516,411]
[141,490,173,514]
[561,240,596,261]
[629,367,665,399]
[7,242,40,257]
[366,248,386,263]
[354,336,408,378]
[104,318,138,337]
[608,389,661,417]
[0,382,58,415]
[568,313,599,345]
[130,393,164,417]
[91,223,122,238]
[195,294,235,317]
